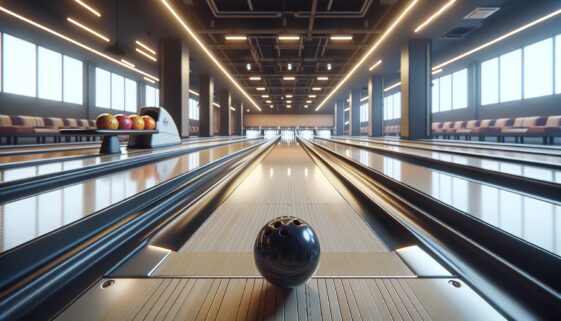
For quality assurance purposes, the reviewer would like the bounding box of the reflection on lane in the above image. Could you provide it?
[334,138,561,184]
[0,138,247,184]
[316,139,561,257]
[0,140,262,253]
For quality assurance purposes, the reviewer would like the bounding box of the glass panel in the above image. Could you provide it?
[111,73,124,110]
[499,49,522,102]
[95,68,111,108]
[145,85,155,106]
[452,69,468,109]
[155,88,160,106]
[386,95,393,119]
[439,74,452,111]
[393,92,401,119]
[3,34,36,97]
[432,78,440,113]
[556,35,561,94]
[524,38,553,99]
[63,56,83,104]
[481,57,499,105]
[38,47,62,101]
[124,78,137,112]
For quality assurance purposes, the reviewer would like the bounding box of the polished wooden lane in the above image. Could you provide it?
[314,139,561,257]
[0,137,247,183]
[328,137,561,184]
[0,140,262,253]
[56,277,504,321]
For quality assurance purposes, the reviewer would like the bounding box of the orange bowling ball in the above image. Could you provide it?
[96,113,118,130]
[142,115,156,130]
[129,115,145,130]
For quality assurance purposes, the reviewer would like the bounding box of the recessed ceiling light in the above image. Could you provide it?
[285,94,293,98]
[270,105,274,108]
[249,76,261,80]
[135,40,156,55]
[225,35,247,41]
[246,63,252,71]
[306,100,312,103]
[246,109,250,112]
[304,105,309,108]
[256,87,265,91]
[67,17,109,42]
[136,47,157,62]
[317,76,328,81]
[287,105,291,108]
[74,0,101,17]
[308,94,316,98]
[261,94,269,98]
[326,63,332,71]
[283,76,295,81]
[369,59,382,71]
[286,100,292,103]
[278,35,300,41]
[312,87,321,91]
[266,100,272,103]
[287,63,292,70]
[330,35,353,41]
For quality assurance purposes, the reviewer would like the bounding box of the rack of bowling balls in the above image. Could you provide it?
[59,113,159,154]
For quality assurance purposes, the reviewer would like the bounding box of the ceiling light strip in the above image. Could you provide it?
[369,59,382,71]
[431,68,443,75]
[136,47,157,62]
[74,0,101,17]
[144,76,156,84]
[188,89,199,96]
[384,82,401,92]
[414,0,456,33]
[360,96,368,102]
[316,0,418,111]
[135,40,156,55]
[433,6,561,70]
[161,0,261,111]
[67,17,109,42]
[0,6,158,81]
[121,59,135,68]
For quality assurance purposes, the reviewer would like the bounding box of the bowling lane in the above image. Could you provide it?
[314,139,561,257]
[340,136,561,166]
[0,136,241,166]
[327,137,561,184]
[153,137,416,278]
[0,139,262,253]
[0,137,248,183]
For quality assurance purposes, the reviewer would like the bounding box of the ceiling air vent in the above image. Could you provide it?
[464,7,500,20]
[442,26,477,39]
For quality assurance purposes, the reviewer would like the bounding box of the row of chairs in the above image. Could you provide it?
[383,115,561,144]
[0,114,96,144]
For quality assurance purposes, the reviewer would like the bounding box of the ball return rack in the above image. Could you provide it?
[59,129,158,154]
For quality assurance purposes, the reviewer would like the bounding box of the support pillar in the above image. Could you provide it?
[335,98,345,136]
[219,89,231,136]
[368,75,384,137]
[400,39,431,139]
[349,89,361,136]
[234,100,243,135]
[159,38,189,137]
[199,74,214,137]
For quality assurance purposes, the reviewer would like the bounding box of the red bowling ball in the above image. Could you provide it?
[115,114,132,130]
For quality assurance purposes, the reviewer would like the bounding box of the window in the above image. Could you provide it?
[3,34,36,97]
[452,69,467,109]
[383,92,401,120]
[499,49,522,102]
[63,56,83,104]
[432,78,440,113]
[111,73,124,110]
[439,74,452,111]
[360,102,368,123]
[481,57,499,105]
[145,85,159,106]
[189,98,199,120]
[393,92,401,119]
[524,38,553,99]
[556,35,561,94]
[38,47,62,101]
[124,79,137,112]
[95,68,111,108]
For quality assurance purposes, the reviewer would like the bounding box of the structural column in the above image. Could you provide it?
[349,89,361,136]
[199,74,214,137]
[219,89,231,136]
[335,98,345,136]
[234,99,243,135]
[400,39,431,139]
[368,75,384,137]
[159,38,189,137]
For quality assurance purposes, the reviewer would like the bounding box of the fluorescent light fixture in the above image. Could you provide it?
[135,40,156,55]
[384,82,401,92]
[287,63,293,70]
[306,100,312,103]
[285,94,293,98]
[330,35,353,41]
[317,76,329,81]
[433,6,561,70]
[256,87,266,91]
[316,0,418,111]
[312,87,321,91]
[144,77,156,84]
[270,105,274,108]
[120,59,135,68]
[344,107,350,112]
[67,17,109,42]
[278,35,300,41]
[304,105,309,108]
[249,76,261,80]
[230,107,236,111]
[0,6,158,81]
[287,105,291,108]
[283,76,295,81]
[286,100,292,103]
[246,109,250,112]
[327,63,332,70]
[266,100,272,103]
[369,59,382,71]
[189,89,199,96]
[213,102,220,108]
[308,94,316,98]
[432,68,443,75]
[415,0,456,33]
[360,96,368,102]
[74,0,101,17]
[225,35,247,41]
[261,94,269,98]
[246,63,252,71]
[136,47,157,62]
[161,0,261,111]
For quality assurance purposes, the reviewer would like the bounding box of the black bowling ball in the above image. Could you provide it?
[254,216,321,288]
